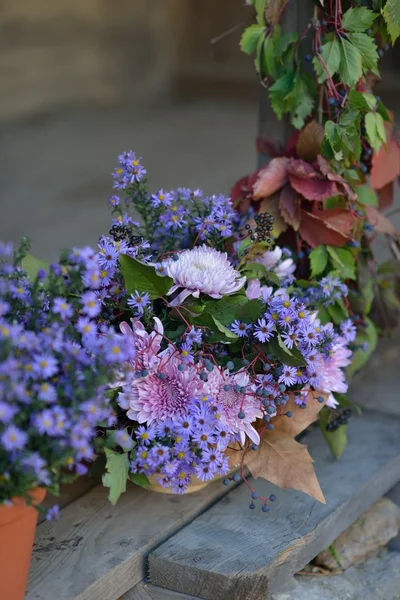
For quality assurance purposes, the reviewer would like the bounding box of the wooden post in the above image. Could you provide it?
[258,0,314,167]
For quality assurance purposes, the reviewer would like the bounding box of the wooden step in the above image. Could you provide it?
[26,477,240,600]
[148,411,400,600]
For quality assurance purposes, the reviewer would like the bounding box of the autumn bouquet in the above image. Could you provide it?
[81,149,358,508]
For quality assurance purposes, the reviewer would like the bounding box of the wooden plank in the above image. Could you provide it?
[124,581,198,600]
[149,411,400,600]
[38,476,98,524]
[27,477,240,600]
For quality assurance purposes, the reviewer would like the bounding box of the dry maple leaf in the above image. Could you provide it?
[244,393,327,503]
[365,206,397,235]
[245,431,326,503]
[296,121,325,163]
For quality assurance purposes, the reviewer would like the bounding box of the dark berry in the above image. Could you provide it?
[172,254,179,261]
[317,396,324,403]
[232,473,241,482]
[328,97,336,106]
[305,53,313,62]
[262,505,270,512]
[286,411,293,418]
[226,361,234,370]
[251,491,258,500]
[223,478,230,486]
[267,424,274,430]
[269,494,276,502]
[249,503,256,509]
[238,411,245,420]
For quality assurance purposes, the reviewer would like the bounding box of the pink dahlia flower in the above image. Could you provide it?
[314,338,352,408]
[163,245,246,305]
[207,369,262,445]
[123,354,205,424]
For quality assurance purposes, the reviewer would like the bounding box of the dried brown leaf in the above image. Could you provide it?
[366,206,397,234]
[296,121,325,162]
[265,0,287,25]
[245,431,326,503]
[279,185,301,230]
[271,393,327,437]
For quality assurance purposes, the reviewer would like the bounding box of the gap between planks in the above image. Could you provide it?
[148,411,400,600]
[27,477,241,600]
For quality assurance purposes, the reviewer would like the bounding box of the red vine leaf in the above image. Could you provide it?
[313,207,354,237]
[257,137,286,158]
[231,171,260,212]
[365,206,397,234]
[279,185,301,230]
[376,182,395,211]
[370,138,400,195]
[316,156,357,201]
[253,157,289,200]
[299,210,350,248]
[296,121,325,162]
[287,158,338,201]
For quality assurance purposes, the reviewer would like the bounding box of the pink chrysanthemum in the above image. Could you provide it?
[120,317,163,370]
[207,369,262,445]
[163,245,245,306]
[123,355,205,424]
[314,337,352,408]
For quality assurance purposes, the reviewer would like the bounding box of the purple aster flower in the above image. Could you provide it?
[230,320,251,337]
[108,195,120,207]
[0,300,10,316]
[279,366,297,387]
[175,414,195,436]
[77,317,97,337]
[82,267,101,290]
[160,205,188,231]
[52,297,73,319]
[34,410,54,435]
[127,291,151,316]
[33,354,58,379]
[340,319,357,343]
[98,239,120,270]
[37,382,57,403]
[301,324,320,347]
[1,425,27,451]
[114,429,135,451]
[202,448,224,465]
[81,291,101,318]
[254,318,275,343]
[185,328,202,345]
[149,444,170,466]
[195,462,217,482]
[179,342,194,364]
[281,327,299,350]
[0,401,16,423]
[46,505,61,521]
[136,425,156,445]
[0,241,13,257]
[150,189,173,208]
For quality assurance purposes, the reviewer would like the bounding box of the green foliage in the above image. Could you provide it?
[323,110,361,163]
[203,294,248,326]
[382,0,400,43]
[313,38,341,83]
[348,33,379,75]
[310,245,328,277]
[21,254,49,281]
[267,334,307,367]
[342,7,378,32]
[356,185,378,206]
[119,254,173,300]
[240,24,265,55]
[327,246,356,280]
[327,299,349,324]
[339,38,363,87]
[269,72,315,129]
[365,111,387,151]
[235,298,264,323]
[102,448,129,505]
[130,473,150,489]
[319,406,348,459]
[347,317,378,380]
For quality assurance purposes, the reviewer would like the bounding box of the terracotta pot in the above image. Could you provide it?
[0,488,46,600]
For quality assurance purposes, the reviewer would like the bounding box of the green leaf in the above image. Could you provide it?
[204,294,248,326]
[21,254,49,281]
[269,71,295,95]
[267,335,307,367]
[310,245,328,277]
[382,0,400,43]
[255,0,266,25]
[237,237,252,258]
[365,111,386,152]
[317,306,331,325]
[339,38,363,87]
[130,473,150,489]
[349,90,373,112]
[119,254,173,300]
[240,24,265,54]
[211,316,238,341]
[313,38,341,83]
[342,7,378,32]
[347,317,378,380]
[327,300,349,324]
[319,407,348,459]
[264,271,281,286]
[192,313,238,342]
[327,246,356,280]
[376,100,390,121]
[257,35,278,78]
[275,31,298,57]
[348,33,379,74]
[102,449,129,505]
[241,262,269,279]
[356,185,378,206]
[235,299,264,323]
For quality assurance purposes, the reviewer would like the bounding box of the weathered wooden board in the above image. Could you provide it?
[27,478,240,600]
[124,581,198,600]
[38,476,98,524]
[149,411,400,600]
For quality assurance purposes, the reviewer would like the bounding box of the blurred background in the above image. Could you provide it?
[0,0,399,261]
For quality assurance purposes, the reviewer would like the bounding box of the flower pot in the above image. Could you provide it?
[0,488,46,600]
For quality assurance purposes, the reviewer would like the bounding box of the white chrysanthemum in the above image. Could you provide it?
[163,245,246,305]
[256,247,296,280]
